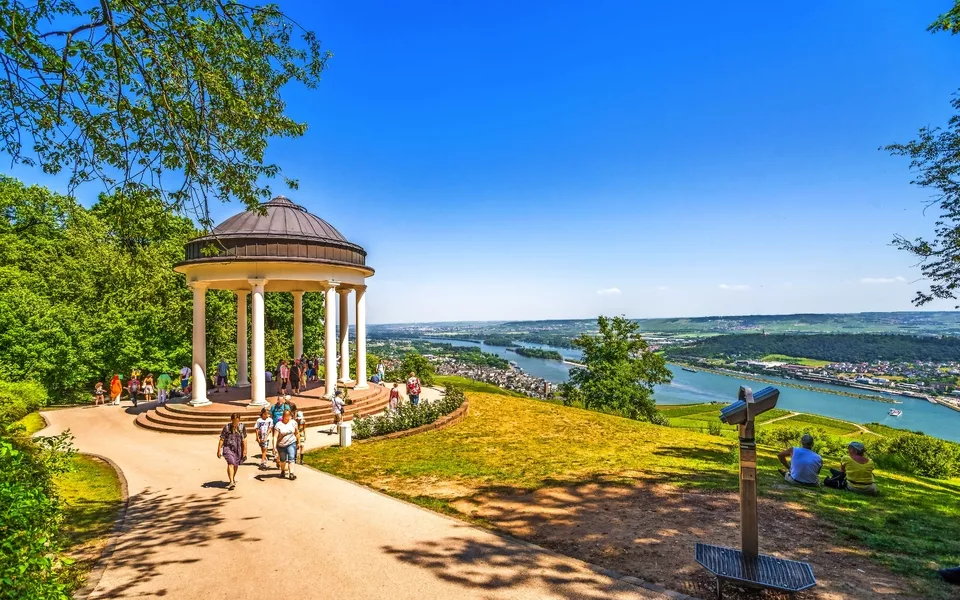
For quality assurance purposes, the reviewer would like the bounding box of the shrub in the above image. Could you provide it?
[870,432,960,479]
[650,411,670,427]
[0,380,49,428]
[352,384,465,441]
[707,421,722,436]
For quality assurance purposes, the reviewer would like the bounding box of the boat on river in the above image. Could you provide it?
[888,408,903,417]
[682,367,698,373]
[928,397,938,404]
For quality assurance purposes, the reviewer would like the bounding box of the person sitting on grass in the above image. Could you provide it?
[777,433,822,486]
[824,441,878,496]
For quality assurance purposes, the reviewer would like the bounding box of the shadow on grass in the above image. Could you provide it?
[87,488,260,598]
[380,536,642,599]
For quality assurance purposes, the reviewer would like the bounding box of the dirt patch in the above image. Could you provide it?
[449,480,922,600]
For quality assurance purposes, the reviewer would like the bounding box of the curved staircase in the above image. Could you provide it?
[135,384,390,435]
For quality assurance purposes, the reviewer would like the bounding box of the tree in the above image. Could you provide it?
[562,315,672,422]
[399,352,435,387]
[0,1,330,225]
[886,1,960,306]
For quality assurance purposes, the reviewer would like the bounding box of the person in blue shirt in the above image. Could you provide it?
[214,359,229,393]
[777,433,823,486]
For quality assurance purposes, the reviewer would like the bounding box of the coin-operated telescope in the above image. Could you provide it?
[720,385,779,556]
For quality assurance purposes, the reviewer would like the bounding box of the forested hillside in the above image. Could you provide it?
[666,333,960,363]
[0,177,325,402]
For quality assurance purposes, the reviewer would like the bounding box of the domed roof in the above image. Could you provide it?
[212,195,348,242]
[178,195,371,272]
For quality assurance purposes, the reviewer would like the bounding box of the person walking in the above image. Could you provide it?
[109,374,123,405]
[274,410,299,480]
[180,364,192,393]
[278,360,290,396]
[406,371,422,406]
[290,359,301,395]
[215,359,229,393]
[270,395,291,468]
[331,389,345,432]
[156,372,172,404]
[389,383,401,411]
[293,405,307,464]
[127,373,141,407]
[143,373,154,404]
[377,361,385,382]
[254,408,274,470]
[93,381,106,406]
[216,413,247,490]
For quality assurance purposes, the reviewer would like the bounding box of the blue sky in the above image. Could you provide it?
[11,1,960,323]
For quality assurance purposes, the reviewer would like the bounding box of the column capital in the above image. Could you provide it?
[337,287,352,296]
[354,284,367,293]
[247,277,268,288]
[188,280,209,290]
[292,290,305,296]
[324,280,340,290]
[235,289,250,297]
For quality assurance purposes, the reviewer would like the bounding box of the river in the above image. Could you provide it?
[422,337,960,443]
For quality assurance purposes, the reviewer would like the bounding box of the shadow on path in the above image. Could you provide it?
[94,488,259,598]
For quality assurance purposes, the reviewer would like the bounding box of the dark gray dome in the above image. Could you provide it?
[212,195,347,242]
[178,196,372,272]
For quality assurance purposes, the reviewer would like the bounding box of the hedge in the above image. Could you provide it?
[352,385,465,441]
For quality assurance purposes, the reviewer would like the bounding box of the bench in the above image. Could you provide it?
[695,543,816,599]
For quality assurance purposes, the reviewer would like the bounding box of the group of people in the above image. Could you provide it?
[273,355,327,396]
[94,369,179,407]
[777,434,878,495]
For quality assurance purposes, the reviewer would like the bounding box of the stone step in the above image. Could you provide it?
[153,396,385,423]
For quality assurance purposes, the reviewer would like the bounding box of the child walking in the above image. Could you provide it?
[254,408,274,470]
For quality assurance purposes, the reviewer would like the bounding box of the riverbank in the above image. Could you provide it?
[673,361,902,404]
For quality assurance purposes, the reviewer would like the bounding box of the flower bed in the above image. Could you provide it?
[351,385,466,441]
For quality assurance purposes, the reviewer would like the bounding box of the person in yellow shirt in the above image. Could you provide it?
[824,441,877,496]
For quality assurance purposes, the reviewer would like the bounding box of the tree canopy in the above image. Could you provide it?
[887,1,960,306]
[562,315,672,422]
[0,0,329,225]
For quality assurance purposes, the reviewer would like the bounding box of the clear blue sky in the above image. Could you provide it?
[13,1,960,323]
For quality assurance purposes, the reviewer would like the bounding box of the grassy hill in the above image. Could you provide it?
[306,388,960,599]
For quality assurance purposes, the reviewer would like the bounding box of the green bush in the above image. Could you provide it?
[870,432,960,479]
[352,385,465,441]
[0,380,48,428]
[707,420,722,436]
[0,431,75,600]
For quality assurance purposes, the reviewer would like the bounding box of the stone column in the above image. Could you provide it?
[355,285,368,389]
[324,282,339,398]
[189,282,211,406]
[293,291,304,359]
[236,291,249,387]
[248,279,268,407]
[338,288,351,382]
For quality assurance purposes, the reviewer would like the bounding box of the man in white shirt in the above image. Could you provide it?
[180,365,192,392]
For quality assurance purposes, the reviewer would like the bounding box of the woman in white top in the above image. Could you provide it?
[274,410,299,480]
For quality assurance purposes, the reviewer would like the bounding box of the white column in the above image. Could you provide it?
[293,291,304,359]
[324,283,338,397]
[189,282,211,406]
[248,279,268,407]
[338,288,351,382]
[236,291,249,387]
[355,285,368,389]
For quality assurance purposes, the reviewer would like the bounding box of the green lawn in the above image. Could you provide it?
[14,411,47,435]
[55,454,124,592]
[307,390,959,598]
[761,354,832,368]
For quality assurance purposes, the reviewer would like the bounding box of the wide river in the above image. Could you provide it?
[423,338,960,443]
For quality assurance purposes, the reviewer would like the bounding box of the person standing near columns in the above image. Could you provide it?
[324,283,338,398]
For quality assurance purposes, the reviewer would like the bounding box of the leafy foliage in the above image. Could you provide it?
[668,332,960,363]
[561,315,672,422]
[387,351,435,386]
[885,2,960,306]
[351,385,465,440]
[0,0,331,224]
[0,380,47,428]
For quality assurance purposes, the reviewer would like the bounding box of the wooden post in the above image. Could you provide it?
[739,420,758,556]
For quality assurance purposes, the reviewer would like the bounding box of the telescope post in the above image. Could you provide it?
[739,420,758,557]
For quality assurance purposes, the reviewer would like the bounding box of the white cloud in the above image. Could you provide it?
[596,287,622,295]
[860,276,905,284]
[719,284,750,291]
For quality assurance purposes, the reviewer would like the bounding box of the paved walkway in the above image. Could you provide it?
[42,402,666,600]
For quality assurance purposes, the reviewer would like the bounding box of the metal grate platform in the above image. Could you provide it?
[695,543,816,597]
